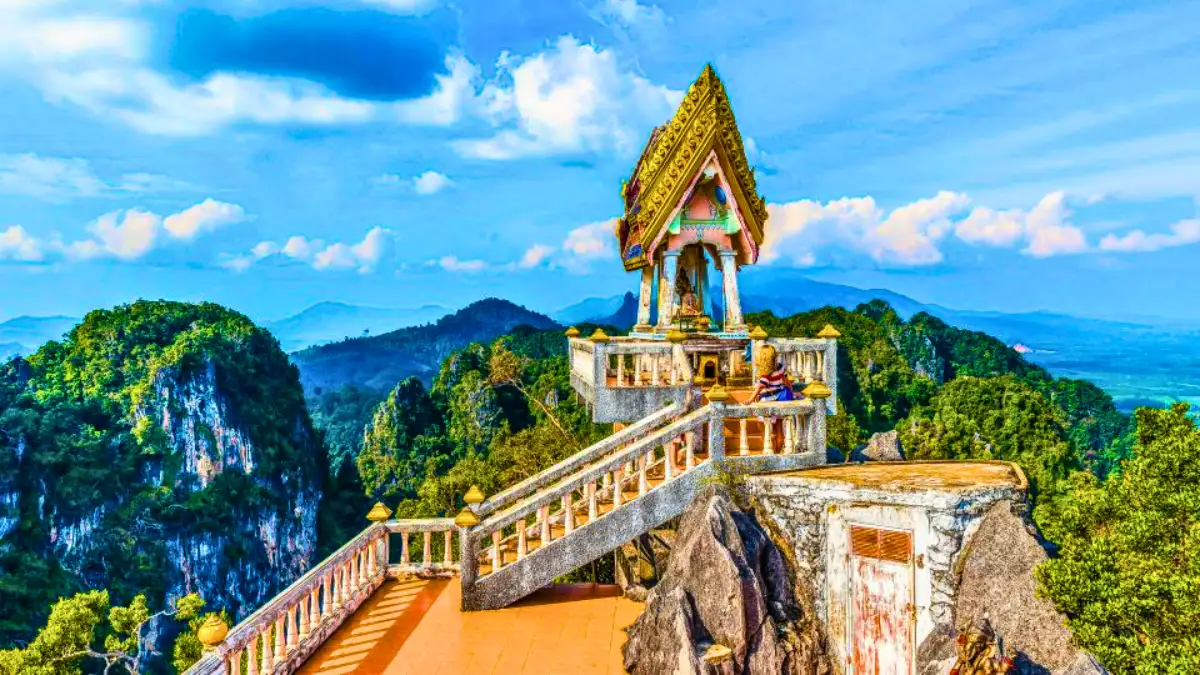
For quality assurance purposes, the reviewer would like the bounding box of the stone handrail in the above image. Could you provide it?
[474,404,717,542]
[761,337,839,415]
[474,402,686,518]
[183,522,389,675]
[386,518,460,575]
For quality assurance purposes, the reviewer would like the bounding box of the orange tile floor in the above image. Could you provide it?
[298,578,645,675]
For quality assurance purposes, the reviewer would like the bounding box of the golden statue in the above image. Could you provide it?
[950,618,1014,675]
[675,272,702,317]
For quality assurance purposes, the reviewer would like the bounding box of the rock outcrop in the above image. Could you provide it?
[917,500,1109,675]
[852,430,904,462]
[622,485,830,675]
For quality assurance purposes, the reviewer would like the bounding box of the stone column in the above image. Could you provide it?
[706,405,726,459]
[719,250,745,332]
[823,341,839,415]
[459,528,479,611]
[808,398,827,457]
[635,266,653,332]
[657,251,681,330]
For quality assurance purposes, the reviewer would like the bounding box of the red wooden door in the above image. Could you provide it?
[850,525,914,675]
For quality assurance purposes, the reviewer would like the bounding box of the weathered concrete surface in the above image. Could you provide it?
[623,486,832,675]
[749,462,1029,672]
[915,500,1109,675]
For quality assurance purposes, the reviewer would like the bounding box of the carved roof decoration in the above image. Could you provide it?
[617,63,768,271]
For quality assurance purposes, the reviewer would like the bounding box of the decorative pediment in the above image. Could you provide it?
[617,64,768,271]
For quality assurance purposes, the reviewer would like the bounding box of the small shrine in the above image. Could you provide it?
[616,64,767,337]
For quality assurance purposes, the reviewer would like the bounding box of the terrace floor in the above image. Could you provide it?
[297,578,644,675]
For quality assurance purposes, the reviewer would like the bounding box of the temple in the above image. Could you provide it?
[183,65,1038,675]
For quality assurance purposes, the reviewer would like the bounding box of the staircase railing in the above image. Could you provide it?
[184,517,460,675]
[474,400,686,518]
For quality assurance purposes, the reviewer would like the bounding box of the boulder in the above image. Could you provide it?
[852,430,904,462]
[622,485,830,675]
[917,500,1109,675]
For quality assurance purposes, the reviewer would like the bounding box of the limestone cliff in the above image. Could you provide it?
[0,301,322,646]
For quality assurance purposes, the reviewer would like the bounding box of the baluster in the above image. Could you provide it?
[423,532,432,568]
[300,590,311,641]
[400,531,410,566]
[739,418,749,455]
[651,356,660,385]
[664,441,674,480]
[612,471,623,508]
[784,415,795,454]
[246,635,259,675]
[273,612,286,662]
[367,541,377,579]
[229,648,244,675]
[444,530,453,565]
[764,418,775,455]
[517,518,528,558]
[603,471,612,491]
[540,504,551,543]
[262,621,276,672]
[340,563,350,605]
[685,431,696,469]
[562,493,574,534]
[491,531,502,570]
[638,454,648,497]
[358,548,367,586]
[287,604,299,651]
[587,481,598,521]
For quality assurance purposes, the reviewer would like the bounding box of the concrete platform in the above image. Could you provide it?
[298,579,644,675]
[766,460,1027,492]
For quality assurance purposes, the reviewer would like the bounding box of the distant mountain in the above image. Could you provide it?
[266,302,450,352]
[0,315,78,355]
[597,292,639,330]
[291,298,560,394]
[738,267,929,318]
[553,295,627,325]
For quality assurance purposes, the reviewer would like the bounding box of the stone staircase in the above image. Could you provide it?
[459,398,826,610]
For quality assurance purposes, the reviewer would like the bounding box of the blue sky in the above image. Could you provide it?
[1,0,1199,324]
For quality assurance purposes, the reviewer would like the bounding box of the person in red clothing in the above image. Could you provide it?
[751,344,794,402]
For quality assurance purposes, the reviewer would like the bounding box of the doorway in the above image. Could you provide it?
[849,524,914,674]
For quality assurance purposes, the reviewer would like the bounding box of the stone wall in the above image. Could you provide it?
[747,468,1026,672]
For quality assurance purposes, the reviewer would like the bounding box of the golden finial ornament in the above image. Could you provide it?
[666,327,688,343]
[816,324,841,339]
[588,328,611,343]
[565,326,580,338]
[196,615,229,651]
[454,507,480,529]
[366,502,392,523]
[749,325,768,340]
[464,485,485,506]
[802,381,833,399]
[706,384,733,403]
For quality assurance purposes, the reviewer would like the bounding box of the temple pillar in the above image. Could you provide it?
[657,251,680,330]
[720,250,745,332]
[635,266,653,332]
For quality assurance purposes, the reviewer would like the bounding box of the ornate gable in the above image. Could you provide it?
[617,64,768,271]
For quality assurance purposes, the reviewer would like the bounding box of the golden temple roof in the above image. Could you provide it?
[617,64,768,271]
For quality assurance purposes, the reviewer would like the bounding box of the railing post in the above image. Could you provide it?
[517,518,528,558]
[459,527,479,611]
[685,431,696,469]
[612,472,623,508]
[707,406,726,460]
[423,532,432,568]
[491,530,502,571]
[739,418,749,456]
[562,494,574,533]
[262,621,276,672]
[287,605,299,651]
[444,530,453,566]
[539,504,551,543]
[246,636,259,675]
[587,481,598,521]
[784,415,795,454]
[763,418,775,455]
[400,531,409,566]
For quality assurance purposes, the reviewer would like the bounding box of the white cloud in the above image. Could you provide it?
[436,255,488,272]
[227,227,395,273]
[454,36,681,159]
[955,207,1025,247]
[0,225,45,262]
[1099,218,1200,253]
[596,0,667,29]
[55,198,245,261]
[0,153,194,200]
[518,243,555,268]
[358,0,440,14]
[516,219,616,273]
[412,171,452,195]
[163,198,245,240]
[764,192,970,267]
[1021,192,1088,258]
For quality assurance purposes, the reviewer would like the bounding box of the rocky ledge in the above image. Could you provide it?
[622,485,831,675]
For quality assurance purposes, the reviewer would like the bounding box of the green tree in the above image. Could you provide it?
[1037,404,1200,674]
[0,591,203,675]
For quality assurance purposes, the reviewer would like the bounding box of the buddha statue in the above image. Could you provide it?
[675,272,703,318]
